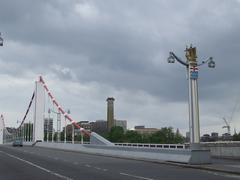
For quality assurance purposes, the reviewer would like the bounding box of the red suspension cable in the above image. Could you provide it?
[39,76,90,137]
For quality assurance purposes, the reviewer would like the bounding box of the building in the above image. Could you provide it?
[134,126,159,135]
[211,132,219,141]
[78,121,92,131]
[222,133,232,141]
[107,97,115,132]
[135,126,145,129]
[201,134,211,142]
[115,120,127,132]
[91,120,107,134]
[44,118,53,133]
[65,121,92,136]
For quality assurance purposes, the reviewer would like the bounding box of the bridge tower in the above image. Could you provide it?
[33,80,45,142]
[0,115,3,144]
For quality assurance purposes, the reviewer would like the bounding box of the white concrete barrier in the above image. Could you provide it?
[34,142,210,164]
[201,141,240,159]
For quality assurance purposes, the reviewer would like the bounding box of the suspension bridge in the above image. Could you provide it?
[1,76,240,179]
[0,76,92,145]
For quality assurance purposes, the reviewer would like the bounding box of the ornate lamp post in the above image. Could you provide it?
[167,45,215,149]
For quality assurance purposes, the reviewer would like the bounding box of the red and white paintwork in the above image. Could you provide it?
[39,76,90,137]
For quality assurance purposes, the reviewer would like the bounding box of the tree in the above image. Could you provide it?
[124,130,142,143]
[233,132,240,141]
[149,127,184,144]
[108,126,124,142]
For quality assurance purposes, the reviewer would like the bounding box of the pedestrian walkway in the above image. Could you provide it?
[204,158,240,175]
[173,158,240,175]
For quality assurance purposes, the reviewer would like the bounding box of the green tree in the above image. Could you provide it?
[175,132,185,144]
[233,132,240,141]
[124,130,142,143]
[108,126,124,142]
[149,127,184,144]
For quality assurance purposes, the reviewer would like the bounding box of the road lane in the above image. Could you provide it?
[0,145,239,180]
[0,149,61,180]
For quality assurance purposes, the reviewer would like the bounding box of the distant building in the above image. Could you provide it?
[79,121,92,131]
[66,121,92,136]
[201,134,210,142]
[91,120,107,135]
[115,120,127,132]
[211,132,219,141]
[134,126,159,135]
[221,133,232,141]
[107,97,115,132]
[134,125,145,129]
[44,118,53,133]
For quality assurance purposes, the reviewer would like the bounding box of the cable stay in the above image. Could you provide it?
[39,76,90,137]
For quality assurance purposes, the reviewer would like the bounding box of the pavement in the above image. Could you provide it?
[189,157,240,175]
[0,145,240,180]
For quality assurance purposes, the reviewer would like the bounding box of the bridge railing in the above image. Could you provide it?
[114,143,185,149]
[41,140,185,149]
[42,140,90,144]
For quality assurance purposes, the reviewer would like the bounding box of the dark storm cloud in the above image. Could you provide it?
[0,0,240,104]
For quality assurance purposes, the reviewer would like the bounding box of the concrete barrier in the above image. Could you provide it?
[201,142,240,159]
[34,142,210,165]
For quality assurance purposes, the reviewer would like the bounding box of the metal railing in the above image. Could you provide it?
[114,143,185,149]
[43,140,90,144]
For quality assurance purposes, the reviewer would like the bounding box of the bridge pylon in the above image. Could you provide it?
[0,115,3,144]
[33,80,45,142]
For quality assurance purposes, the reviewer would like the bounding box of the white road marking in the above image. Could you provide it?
[226,164,240,168]
[0,151,72,180]
[206,170,240,179]
[85,164,108,172]
[94,167,101,170]
[120,172,154,180]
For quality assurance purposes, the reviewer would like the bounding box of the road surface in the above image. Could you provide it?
[0,145,239,180]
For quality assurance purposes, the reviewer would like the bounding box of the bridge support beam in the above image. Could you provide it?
[0,116,3,144]
[33,81,45,142]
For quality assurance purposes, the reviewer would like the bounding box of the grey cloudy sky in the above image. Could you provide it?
[1,0,240,136]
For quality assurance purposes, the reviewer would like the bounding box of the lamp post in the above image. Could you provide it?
[167,45,215,149]
[16,120,20,139]
[52,128,55,143]
[57,111,61,142]
[47,108,51,142]
[48,108,61,142]
[72,123,74,144]
[64,109,70,143]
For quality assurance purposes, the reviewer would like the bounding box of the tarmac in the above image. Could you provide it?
[167,157,240,176]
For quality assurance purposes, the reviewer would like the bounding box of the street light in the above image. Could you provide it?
[48,108,61,142]
[64,109,70,143]
[47,108,51,142]
[167,45,215,149]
